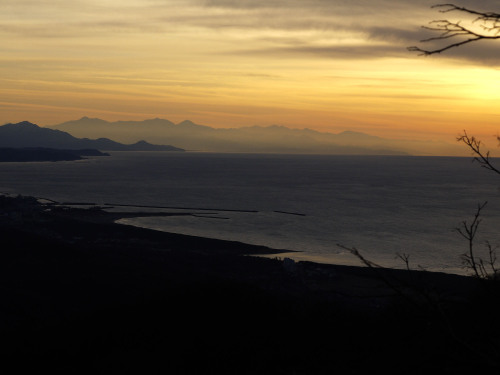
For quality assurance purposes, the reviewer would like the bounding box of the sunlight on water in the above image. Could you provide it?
[1,152,500,275]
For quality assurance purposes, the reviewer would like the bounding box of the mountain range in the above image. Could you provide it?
[49,117,466,156]
[0,121,184,152]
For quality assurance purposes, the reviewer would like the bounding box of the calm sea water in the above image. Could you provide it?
[1,152,500,275]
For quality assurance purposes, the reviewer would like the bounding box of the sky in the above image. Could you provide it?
[2,0,500,145]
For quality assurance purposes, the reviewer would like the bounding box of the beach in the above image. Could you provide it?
[1,195,498,374]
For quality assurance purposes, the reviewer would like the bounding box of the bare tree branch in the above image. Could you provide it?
[408,4,500,55]
[457,130,500,175]
[455,201,487,278]
[484,241,499,279]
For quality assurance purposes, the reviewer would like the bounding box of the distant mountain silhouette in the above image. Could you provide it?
[50,117,466,156]
[0,121,184,152]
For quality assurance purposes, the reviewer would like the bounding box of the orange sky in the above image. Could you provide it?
[2,0,500,146]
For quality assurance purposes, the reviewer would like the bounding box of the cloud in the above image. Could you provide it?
[232,43,409,61]
[2,0,500,64]
[197,0,500,64]
[1,1,433,36]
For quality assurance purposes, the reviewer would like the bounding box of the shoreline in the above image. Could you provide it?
[1,193,483,299]
[1,193,482,295]
[1,194,499,373]
[48,198,473,277]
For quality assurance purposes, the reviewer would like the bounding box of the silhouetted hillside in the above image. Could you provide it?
[0,194,497,374]
[0,121,184,152]
[51,117,466,155]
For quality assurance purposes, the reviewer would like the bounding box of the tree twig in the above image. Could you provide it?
[457,130,500,175]
[455,201,487,278]
[408,4,500,55]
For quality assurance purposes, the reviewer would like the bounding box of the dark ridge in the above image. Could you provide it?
[0,194,498,374]
[0,121,184,151]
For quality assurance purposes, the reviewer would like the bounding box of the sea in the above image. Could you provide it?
[2,151,500,275]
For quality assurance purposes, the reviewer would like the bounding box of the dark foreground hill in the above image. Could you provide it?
[0,121,184,151]
[1,194,499,374]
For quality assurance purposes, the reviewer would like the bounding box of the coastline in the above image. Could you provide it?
[1,194,498,374]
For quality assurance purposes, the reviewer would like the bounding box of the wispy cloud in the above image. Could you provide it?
[2,0,499,63]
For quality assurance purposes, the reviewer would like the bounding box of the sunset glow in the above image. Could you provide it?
[2,0,500,145]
